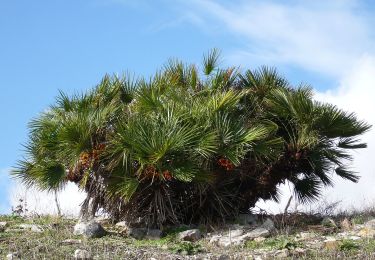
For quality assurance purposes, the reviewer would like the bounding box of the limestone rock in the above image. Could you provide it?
[261,218,275,231]
[210,227,270,247]
[178,229,202,242]
[364,219,375,229]
[18,224,43,233]
[74,249,92,260]
[348,236,361,241]
[228,228,245,237]
[73,221,106,238]
[61,239,82,245]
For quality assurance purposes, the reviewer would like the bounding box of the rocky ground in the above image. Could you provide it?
[1,212,375,259]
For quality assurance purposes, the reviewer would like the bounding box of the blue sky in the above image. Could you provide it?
[1,0,375,214]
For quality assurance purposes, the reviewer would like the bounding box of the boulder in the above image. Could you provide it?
[178,229,202,242]
[210,227,270,247]
[364,219,375,229]
[74,249,92,260]
[18,224,43,233]
[73,221,106,238]
[261,218,275,231]
[348,236,361,241]
[228,228,245,237]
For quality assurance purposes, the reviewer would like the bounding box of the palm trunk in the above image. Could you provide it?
[54,189,62,217]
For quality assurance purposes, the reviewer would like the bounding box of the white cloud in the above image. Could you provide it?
[315,54,375,206]
[256,55,375,213]
[185,0,373,78]
[8,181,85,217]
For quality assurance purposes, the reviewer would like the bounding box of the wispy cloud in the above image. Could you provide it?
[183,0,374,77]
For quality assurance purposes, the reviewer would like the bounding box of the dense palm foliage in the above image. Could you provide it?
[13,50,371,227]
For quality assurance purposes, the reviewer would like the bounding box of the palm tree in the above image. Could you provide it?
[13,50,371,227]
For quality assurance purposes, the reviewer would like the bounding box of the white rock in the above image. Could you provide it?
[364,219,375,229]
[231,228,246,237]
[18,224,43,233]
[211,227,270,247]
[74,249,92,260]
[73,221,106,238]
[61,239,82,245]
[6,252,20,260]
[178,229,202,242]
[0,222,8,228]
[348,236,361,240]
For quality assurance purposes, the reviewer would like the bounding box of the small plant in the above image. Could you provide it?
[352,215,366,225]
[170,242,203,255]
[11,198,28,217]
[340,239,360,251]
[245,240,261,249]
[262,236,302,250]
